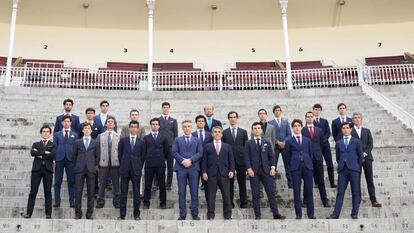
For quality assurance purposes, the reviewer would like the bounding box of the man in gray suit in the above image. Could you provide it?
[72,123,100,219]
[268,105,293,189]
[96,117,121,209]
[120,109,146,139]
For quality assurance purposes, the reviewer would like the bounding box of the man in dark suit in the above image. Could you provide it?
[94,100,118,134]
[23,125,56,219]
[328,122,364,219]
[302,112,330,208]
[268,105,293,189]
[53,115,77,208]
[204,105,222,132]
[222,111,249,208]
[72,123,100,219]
[118,120,145,220]
[159,102,178,190]
[143,118,169,209]
[79,108,100,139]
[313,104,336,188]
[331,103,352,142]
[352,112,382,207]
[244,122,285,220]
[53,99,80,134]
[172,120,203,220]
[202,126,235,220]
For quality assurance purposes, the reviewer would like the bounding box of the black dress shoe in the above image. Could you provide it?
[152,186,159,191]
[240,203,248,209]
[326,214,339,219]
[224,216,232,220]
[23,213,31,219]
[74,215,82,220]
[134,216,141,220]
[274,214,286,220]
[323,201,331,208]
[192,216,200,220]
[118,216,125,220]
[166,184,172,191]
[351,214,358,219]
[255,216,261,220]
[143,203,150,209]
[70,202,75,208]
[45,215,52,219]
[308,216,316,219]
[53,203,60,208]
[178,216,186,220]
[231,202,235,208]
[331,184,337,188]
[96,203,104,209]
[160,204,167,209]
[295,216,302,219]
[86,215,93,220]
[207,215,214,220]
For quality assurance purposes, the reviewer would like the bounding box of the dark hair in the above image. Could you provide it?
[129,120,139,128]
[272,105,282,112]
[195,115,207,123]
[150,118,160,125]
[257,108,267,115]
[305,111,314,117]
[105,116,116,125]
[251,122,262,129]
[130,109,139,115]
[291,119,303,128]
[227,111,239,119]
[82,122,92,130]
[63,99,74,105]
[85,107,95,115]
[40,125,52,134]
[100,100,109,106]
[62,115,72,122]
[337,102,347,110]
[162,102,170,108]
[312,104,322,110]
[341,122,351,128]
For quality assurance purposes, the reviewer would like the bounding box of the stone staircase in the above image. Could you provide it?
[0,86,413,232]
[374,84,414,115]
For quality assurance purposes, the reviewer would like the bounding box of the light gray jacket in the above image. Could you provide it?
[97,130,120,167]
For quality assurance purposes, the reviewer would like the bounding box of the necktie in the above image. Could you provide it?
[215,141,220,155]
[131,137,135,150]
[153,133,157,141]
[342,117,345,123]
[232,127,236,140]
[309,127,314,139]
[164,116,168,120]
[276,119,280,127]
[43,140,47,147]
[296,136,301,145]
[344,137,349,149]
[64,130,69,142]
[185,136,190,144]
[316,118,319,124]
[108,132,112,143]
[84,138,90,149]
[207,118,212,129]
[108,132,112,165]
[199,130,204,143]
[256,138,260,147]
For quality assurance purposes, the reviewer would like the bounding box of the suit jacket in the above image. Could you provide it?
[244,138,275,174]
[159,116,178,146]
[268,118,292,143]
[118,136,145,176]
[172,136,203,171]
[72,138,100,174]
[202,142,235,177]
[53,130,78,162]
[251,122,276,147]
[53,114,80,134]
[79,121,100,139]
[30,140,56,173]
[143,132,169,168]
[313,117,331,143]
[120,124,146,139]
[94,114,118,134]
[97,131,120,167]
[204,118,222,132]
[331,116,352,142]
[222,127,248,166]
[351,127,374,161]
[192,130,213,146]
[335,137,364,173]
[301,126,324,161]
[285,136,314,171]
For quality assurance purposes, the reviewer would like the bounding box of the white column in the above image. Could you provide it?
[5,0,19,87]
[278,0,293,90]
[146,0,155,91]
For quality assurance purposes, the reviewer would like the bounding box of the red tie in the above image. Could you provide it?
[43,140,47,147]
[64,130,69,142]
[164,116,168,120]
[309,127,314,139]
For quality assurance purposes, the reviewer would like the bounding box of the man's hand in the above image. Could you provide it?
[182,159,192,168]
[203,173,208,181]
[95,165,100,172]
[270,168,276,177]
[277,141,285,149]
[228,171,234,179]
[247,168,254,177]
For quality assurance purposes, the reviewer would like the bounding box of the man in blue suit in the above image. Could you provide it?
[244,122,285,220]
[53,99,80,134]
[118,120,145,220]
[53,115,77,208]
[328,122,364,219]
[204,105,222,132]
[172,120,203,220]
[268,105,293,189]
[302,112,330,208]
[79,108,100,139]
[331,103,352,142]
[202,126,235,220]
[94,100,118,134]
[313,104,336,188]
[285,119,315,219]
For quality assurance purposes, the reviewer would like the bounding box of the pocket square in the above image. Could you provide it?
[71,135,75,138]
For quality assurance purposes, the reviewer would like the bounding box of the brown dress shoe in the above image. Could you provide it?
[372,201,382,207]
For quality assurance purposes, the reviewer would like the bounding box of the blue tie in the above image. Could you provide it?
[344,137,349,149]
[84,138,90,150]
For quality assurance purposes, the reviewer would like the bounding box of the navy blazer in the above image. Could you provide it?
[285,136,313,171]
[204,118,222,132]
[244,138,275,174]
[53,130,78,162]
[351,127,374,161]
[331,116,352,142]
[268,118,292,142]
[118,136,145,176]
[172,136,203,171]
[335,137,364,173]
[72,138,100,174]
[53,114,80,134]
[30,140,56,173]
[202,142,235,177]
[313,117,331,143]
[78,121,100,139]
[94,114,118,134]
[143,133,169,168]
[222,127,249,166]
[192,130,213,146]
[301,126,324,161]
[159,116,178,146]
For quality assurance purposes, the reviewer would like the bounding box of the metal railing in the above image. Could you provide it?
[362,64,414,85]
[292,66,359,89]
[24,61,64,69]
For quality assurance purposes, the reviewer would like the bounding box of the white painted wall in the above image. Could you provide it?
[0,21,413,71]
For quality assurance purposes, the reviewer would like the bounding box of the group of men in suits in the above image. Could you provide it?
[24,99,381,220]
